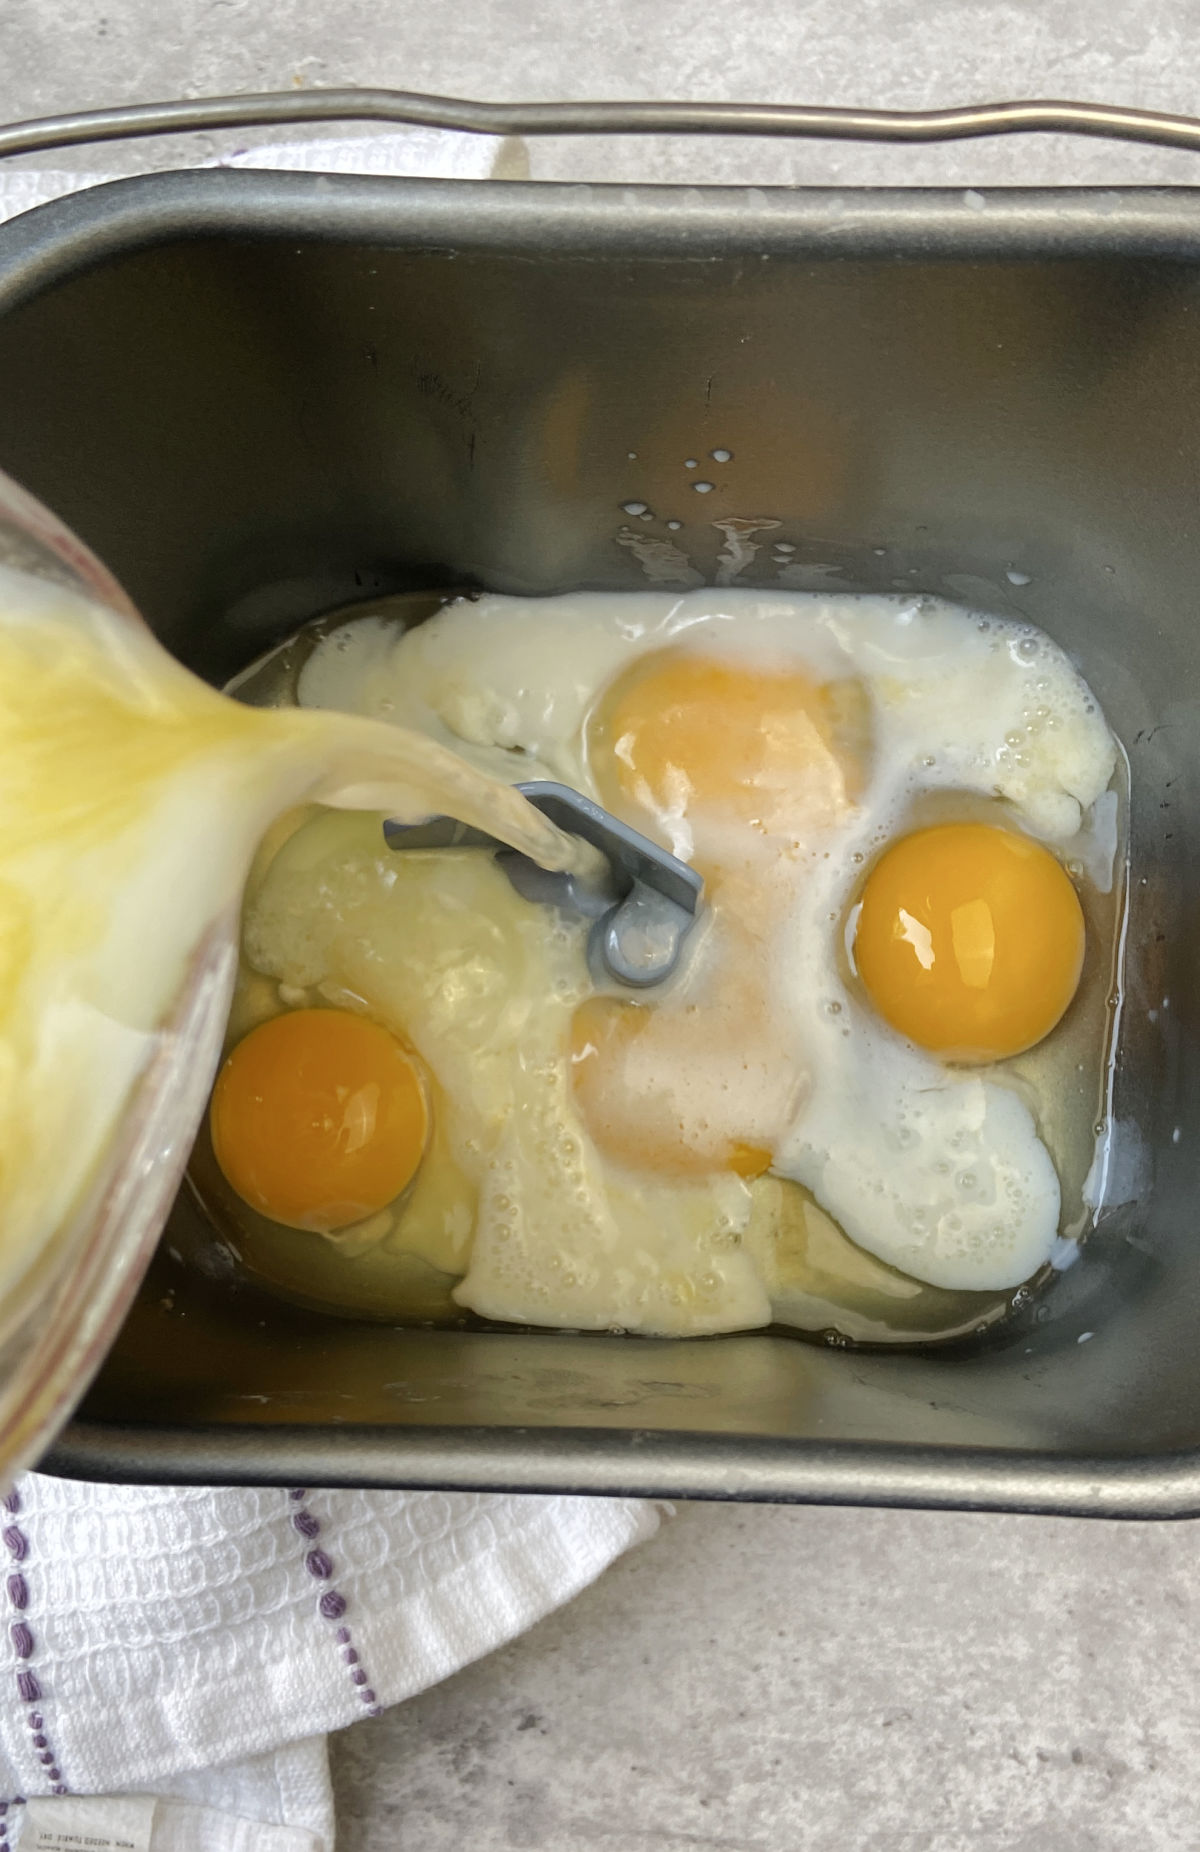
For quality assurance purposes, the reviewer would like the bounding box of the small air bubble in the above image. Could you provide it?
[684,458,698,469]
[851,851,864,865]
[666,519,682,530]
[627,451,638,460]
[621,500,648,516]
[825,1000,843,1016]
[1006,569,1033,586]
[873,547,886,557]
[693,481,715,494]
[710,447,732,462]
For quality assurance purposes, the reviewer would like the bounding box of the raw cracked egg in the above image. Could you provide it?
[853,821,1086,1065]
[211,823,773,1335]
[211,586,1122,1332]
[586,649,871,860]
[210,1009,429,1234]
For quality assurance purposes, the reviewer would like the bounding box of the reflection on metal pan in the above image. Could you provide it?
[5,88,1200,163]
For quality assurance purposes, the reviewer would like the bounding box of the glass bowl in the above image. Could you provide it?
[0,468,237,1484]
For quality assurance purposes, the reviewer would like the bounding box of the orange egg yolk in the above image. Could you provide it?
[578,649,858,1175]
[587,650,869,851]
[210,1008,428,1233]
[854,822,1085,1064]
[569,993,778,1180]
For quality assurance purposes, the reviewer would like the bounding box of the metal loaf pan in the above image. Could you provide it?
[0,161,1193,1512]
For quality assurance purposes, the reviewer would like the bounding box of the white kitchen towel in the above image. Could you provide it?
[0,1477,661,1851]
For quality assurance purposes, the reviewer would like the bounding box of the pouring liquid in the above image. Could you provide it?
[0,564,593,1307]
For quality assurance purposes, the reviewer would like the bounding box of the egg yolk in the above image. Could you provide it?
[581,650,856,1174]
[210,1008,428,1232]
[588,650,869,847]
[569,994,776,1179]
[853,822,1085,1063]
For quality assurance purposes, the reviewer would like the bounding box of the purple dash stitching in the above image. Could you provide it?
[2,1492,65,1795]
[0,1796,26,1847]
[287,1491,381,1717]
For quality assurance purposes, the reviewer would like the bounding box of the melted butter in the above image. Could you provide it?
[0,565,595,1306]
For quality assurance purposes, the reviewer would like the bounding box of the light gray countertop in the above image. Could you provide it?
[1,3,1197,1844]
[333,1501,1200,1852]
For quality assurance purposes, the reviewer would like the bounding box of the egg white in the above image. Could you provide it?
[280,588,1119,1314]
[240,814,771,1334]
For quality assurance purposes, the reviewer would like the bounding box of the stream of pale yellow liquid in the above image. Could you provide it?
[0,564,598,1303]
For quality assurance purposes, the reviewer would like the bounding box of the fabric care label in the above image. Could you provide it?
[21,1794,155,1852]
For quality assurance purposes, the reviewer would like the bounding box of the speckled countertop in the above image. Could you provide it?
[3,4,1199,1845]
